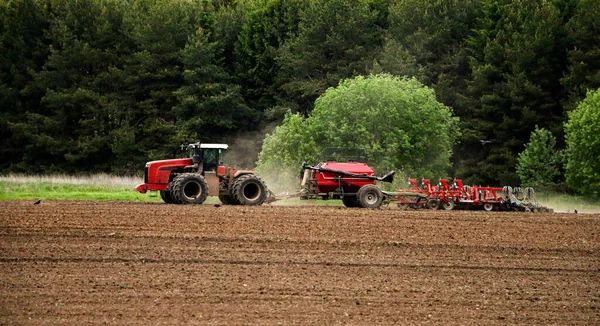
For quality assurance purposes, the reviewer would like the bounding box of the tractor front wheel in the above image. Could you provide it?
[160,190,175,204]
[231,175,267,205]
[171,173,208,204]
[357,185,383,209]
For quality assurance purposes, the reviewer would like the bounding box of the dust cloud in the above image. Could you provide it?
[220,131,301,194]
[221,131,265,170]
[256,166,303,195]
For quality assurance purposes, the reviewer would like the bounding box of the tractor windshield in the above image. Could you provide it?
[202,149,223,172]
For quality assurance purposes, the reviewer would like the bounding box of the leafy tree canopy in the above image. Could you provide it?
[257,74,459,191]
[565,88,600,197]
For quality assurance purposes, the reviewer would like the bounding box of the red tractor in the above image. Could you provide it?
[135,142,269,205]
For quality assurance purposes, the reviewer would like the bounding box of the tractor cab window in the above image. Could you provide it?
[217,149,224,165]
[203,149,218,172]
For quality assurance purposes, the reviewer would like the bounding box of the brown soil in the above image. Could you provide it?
[1,200,598,325]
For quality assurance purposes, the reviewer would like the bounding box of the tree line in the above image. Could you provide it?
[1,0,598,187]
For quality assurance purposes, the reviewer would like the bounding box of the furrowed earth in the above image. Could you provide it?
[1,200,598,325]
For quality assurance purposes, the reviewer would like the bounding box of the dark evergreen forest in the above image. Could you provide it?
[1,0,598,185]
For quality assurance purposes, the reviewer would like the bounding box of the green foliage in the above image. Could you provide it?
[457,0,568,185]
[561,0,600,111]
[516,127,562,189]
[276,0,385,115]
[565,88,600,197]
[234,0,302,112]
[174,27,259,138]
[383,0,481,108]
[257,74,458,190]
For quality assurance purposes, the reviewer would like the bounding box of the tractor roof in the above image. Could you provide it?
[200,143,228,149]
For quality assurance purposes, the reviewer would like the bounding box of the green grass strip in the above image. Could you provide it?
[0,181,160,201]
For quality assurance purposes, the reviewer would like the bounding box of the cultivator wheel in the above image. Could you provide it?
[425,198,439,209]
[357,185,383,209]
[483,203,494,211]
[441,198,455,210]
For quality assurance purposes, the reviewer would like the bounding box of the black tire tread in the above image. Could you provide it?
[160,190,175,204]
[171,173,208,205]
[342,196,359,208]
[218,194,237,205]
[231,174,267,205]
[356,184,383,209]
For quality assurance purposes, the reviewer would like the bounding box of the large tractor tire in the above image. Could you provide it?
[170,173,208,204]
[357,184,383,209]
[218,194,238,205]
[231,174,267,205]
[342,196,360,208]
[160,190,175,204]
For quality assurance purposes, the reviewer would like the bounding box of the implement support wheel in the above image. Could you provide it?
[342,196,360,208]
[441,198,455,210]
[357,185,383,209]
[425,198,439,209]
[483,203,494,211]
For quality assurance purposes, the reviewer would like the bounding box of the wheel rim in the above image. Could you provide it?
[484,203,493,211]
[426,200,438,209]
[183,181,201,200]
[364,191,379,205]
[443,199,454,210]
[243,182,261,201]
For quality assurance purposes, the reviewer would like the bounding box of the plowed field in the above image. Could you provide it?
[1,200,598,325]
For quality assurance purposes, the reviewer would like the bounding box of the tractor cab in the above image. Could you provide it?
[185,142,228,173]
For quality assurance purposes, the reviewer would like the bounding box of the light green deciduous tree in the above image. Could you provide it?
[565,88,600,197]
[257,74,458,191]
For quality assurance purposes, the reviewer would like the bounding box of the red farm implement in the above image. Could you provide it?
[290,148,425,209]
[395,178,552,212]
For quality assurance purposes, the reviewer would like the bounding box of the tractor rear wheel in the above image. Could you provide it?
[342,196,359,208]
[160,190,175,204]
[231,174,267,205]
[218,194,238,205]
[171,173,208,204]
[357,185,383,209]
